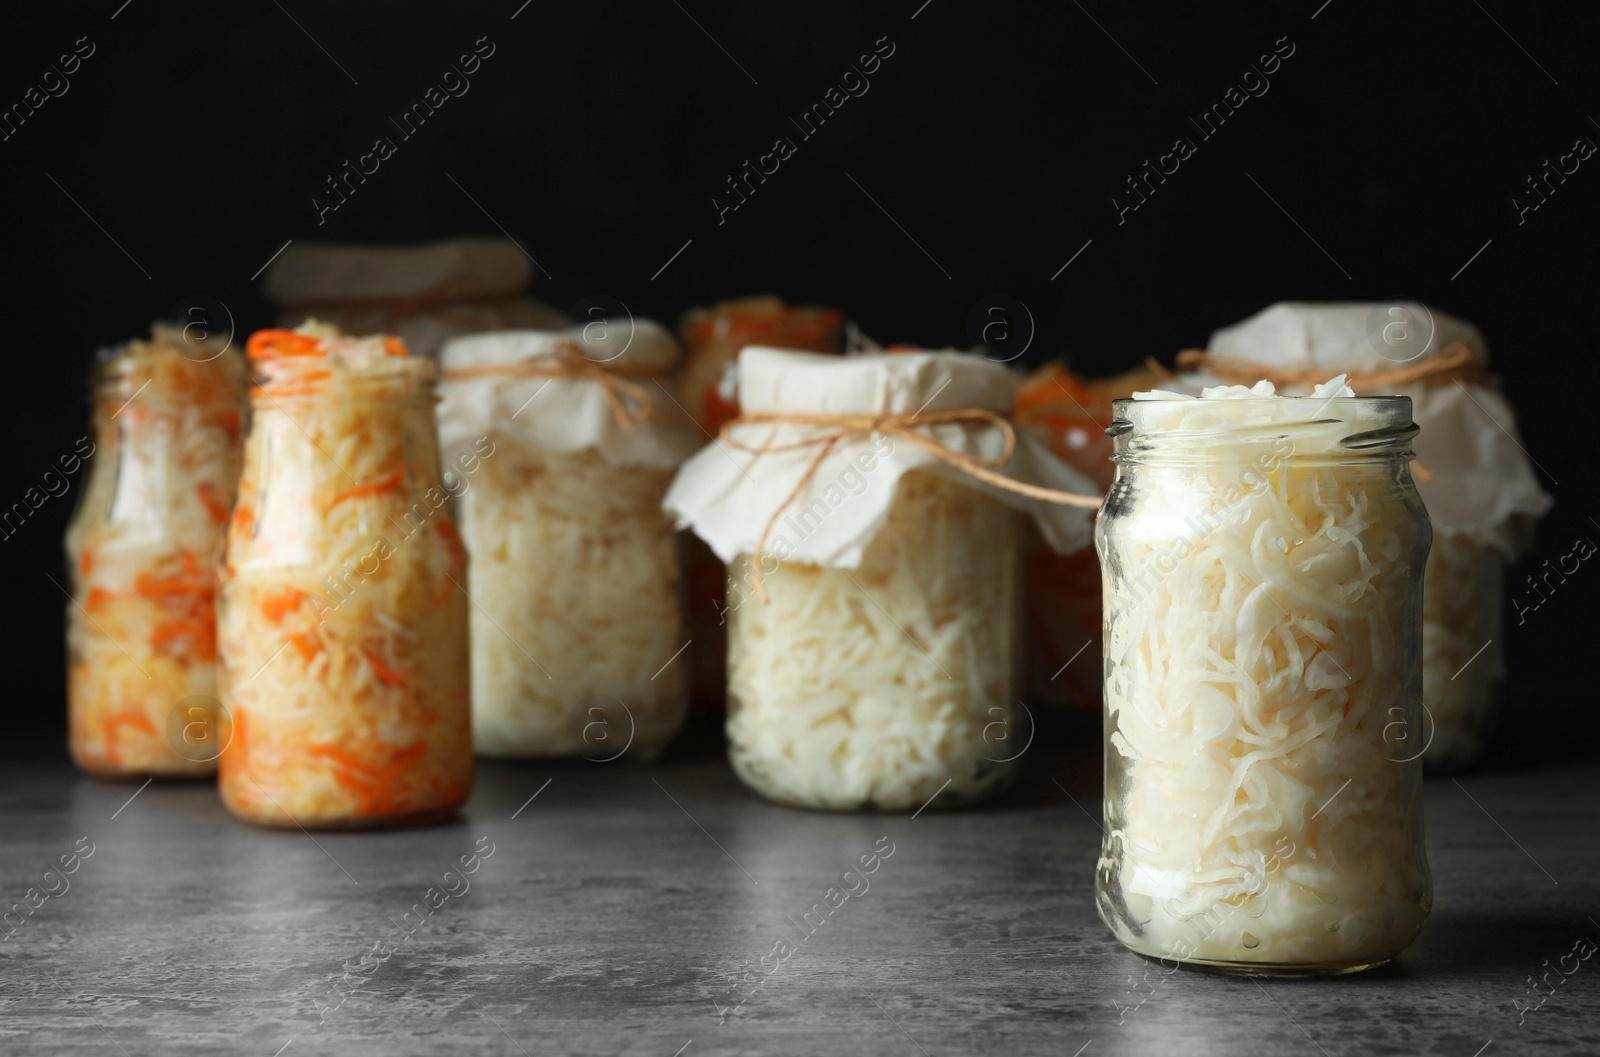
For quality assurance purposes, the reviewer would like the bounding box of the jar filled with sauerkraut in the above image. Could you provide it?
[65,325,247,776]
[1096,377,1433,975]
[1175,303,1550,771]
[438,321,699,760]
[665,348,1098,811]
[216,323,471,828]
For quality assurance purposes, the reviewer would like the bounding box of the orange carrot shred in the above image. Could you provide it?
[364,649,407,688]
[247,329,323,361]
[325,471,404,511]
[288,632,321,661]
[85,587,116,611]
[260,588,308,624]
[103,711,157,768]
[196,483,229,523]
[151,618,216,661]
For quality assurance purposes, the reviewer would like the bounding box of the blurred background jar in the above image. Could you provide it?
[1096,387,1432,975]
[1172,303,1551,772]
[665,347,1097,811]
[438,320,699,760]
[216,324,471,828]
[261,237,568,359]
[64,324,246,777]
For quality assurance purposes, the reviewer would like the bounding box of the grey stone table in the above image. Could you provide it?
[2,717,1597,1057]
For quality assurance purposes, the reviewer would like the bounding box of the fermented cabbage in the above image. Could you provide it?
[1097,377,1431,970]
[461,444,687,758]
[217,323,471,827]
[726,471,1020,811]
[65,326,245,775]
[1421,532,1504,770]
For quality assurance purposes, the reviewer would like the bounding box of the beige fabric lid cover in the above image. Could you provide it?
[663,347,1097,567]
[437,321,698,471]
[263,237,531,303]
[262,238,569,358]
[1199,302,1551,551]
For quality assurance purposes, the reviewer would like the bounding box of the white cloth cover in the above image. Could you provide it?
[437,321,698,471]
[1198,302,1551,553]
[664,347,1098,567]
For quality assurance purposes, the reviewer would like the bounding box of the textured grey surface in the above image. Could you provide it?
[1,727,1596,1057]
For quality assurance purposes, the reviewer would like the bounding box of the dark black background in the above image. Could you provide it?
[2,0,1594,754]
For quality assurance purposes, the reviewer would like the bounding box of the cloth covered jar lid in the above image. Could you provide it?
[1193,302,1551,551]
[437,320,698,471]
[663,347,1098,569]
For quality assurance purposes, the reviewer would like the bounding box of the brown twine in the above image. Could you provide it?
[1173,340,1478,393]
[719,408,1103,603]
[440,340,660,431]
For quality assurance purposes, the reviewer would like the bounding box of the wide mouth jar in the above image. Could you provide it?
[1109,395,1418,465]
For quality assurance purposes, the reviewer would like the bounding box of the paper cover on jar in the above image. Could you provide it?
[1194,302,1551,553]
[437,321,699,471]
[663,347,1098,568]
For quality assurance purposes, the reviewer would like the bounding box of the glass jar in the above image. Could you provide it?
[64,329,246,776]
[437,326,695,760]
[216,327,471,828]
[1421,533,1505,771]
[726,470,1023,811]
[1095,392,1432,975]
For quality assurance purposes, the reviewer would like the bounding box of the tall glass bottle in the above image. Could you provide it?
[216,326,471,828]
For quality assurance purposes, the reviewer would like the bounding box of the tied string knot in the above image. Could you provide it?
[440,340,657,431]
[1174,340,1479,393]
[720,407,1102,603]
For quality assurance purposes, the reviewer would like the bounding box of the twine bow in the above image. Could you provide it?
[1174,340,1478,393]
[440,340,656,431]
[720,408,1102,603]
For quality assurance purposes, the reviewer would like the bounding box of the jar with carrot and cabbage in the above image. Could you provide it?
[65,325,246,776]
[215,322,471,827]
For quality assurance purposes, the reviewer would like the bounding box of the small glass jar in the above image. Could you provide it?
[726,470,1023,811]
[216,326,471,828]
[1095,392,1432,975]
[438,327,694,760]
[64,329,246,776]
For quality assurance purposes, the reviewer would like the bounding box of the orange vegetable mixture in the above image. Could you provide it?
[65,328,246,776]
[216,322,471,827]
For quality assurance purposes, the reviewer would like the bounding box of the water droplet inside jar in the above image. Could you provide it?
[1326,921,1339,932]
[1241,931,1260,949]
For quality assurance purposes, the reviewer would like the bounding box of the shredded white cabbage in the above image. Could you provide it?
[461,443,687,758]
[726,471,1019,811]
[217,324,472,827]
[1421,532,1504,771]
[65,327,245,775]
[1099,381,1430,969]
